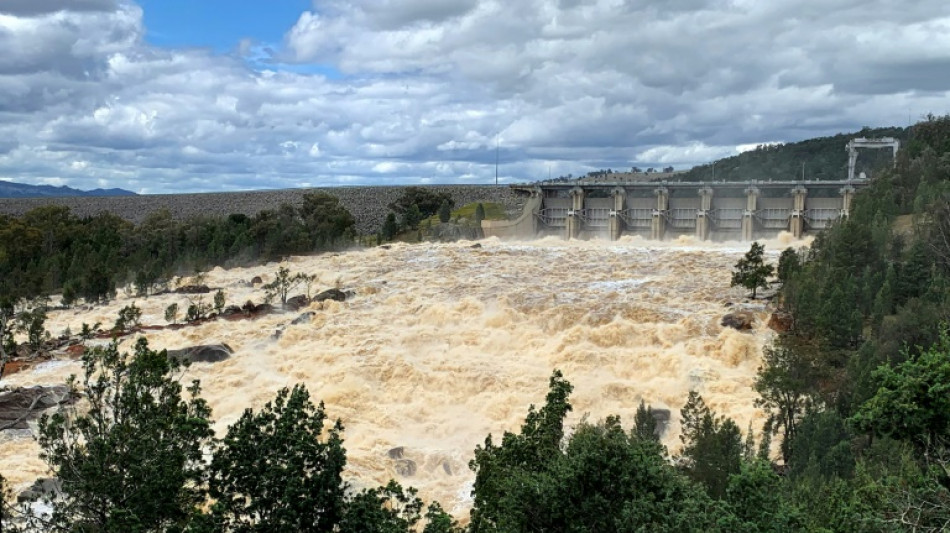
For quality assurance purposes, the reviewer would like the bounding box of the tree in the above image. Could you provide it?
[678,391,744,499]
[0,297,19,382]
[213,289,226,315]
[468,370,573,530]
[164,302,180,325]
[113,303,142,333]
[382,213,399,242]
[262,266,301,306]
[468,372,724,531]
[339,481,424,533]
[299,192,356,248]
[776,247,802,285]
[753,340,822,464]
[208,384,347,532]
[438,200,451,224]
[851,327,950,450]
[731,242,774,298]
[33,338,214,532]
[633,399,659,442]
[388,187,454,220]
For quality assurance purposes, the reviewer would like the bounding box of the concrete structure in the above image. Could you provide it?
[502,179,870,241]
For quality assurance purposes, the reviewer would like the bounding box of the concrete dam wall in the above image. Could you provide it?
[484,180,867,241]
[0,185,525,235]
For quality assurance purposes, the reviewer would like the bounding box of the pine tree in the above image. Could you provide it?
[731,242,774,298]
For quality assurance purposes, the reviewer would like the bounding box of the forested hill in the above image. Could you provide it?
[679,125,909,182]
[0,180,136,198]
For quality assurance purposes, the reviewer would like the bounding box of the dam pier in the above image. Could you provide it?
[484,179,866,241]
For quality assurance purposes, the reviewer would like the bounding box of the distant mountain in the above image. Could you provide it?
[679,125,910,182]
[0,181,136,198]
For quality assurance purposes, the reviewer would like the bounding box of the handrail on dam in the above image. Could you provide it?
[490,179,867,241]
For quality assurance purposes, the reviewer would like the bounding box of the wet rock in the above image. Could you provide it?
[767,311,793,333]
[650,408,671,436]
[442,462,453,476]
[167,344,233,364]
[220,305,243,317]
[17,478,61,503]
[65,344,85,357]
[250,276,263,285]
[394,459,417,477]
[0,386,75,431]
[721,311,755,331]
[387,446,405,459]
[174,284,211,294]
[291,312,316,326]
[380,245,391,250]
[285,294,310,311]
[312,289,347,303]
[469,243,483,249]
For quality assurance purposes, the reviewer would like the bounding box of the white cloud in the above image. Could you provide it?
[0,0,948,192]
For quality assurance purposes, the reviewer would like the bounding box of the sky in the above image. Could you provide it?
[0,0,948,194]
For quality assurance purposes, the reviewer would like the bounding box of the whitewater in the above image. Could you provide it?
[1,234,801,516]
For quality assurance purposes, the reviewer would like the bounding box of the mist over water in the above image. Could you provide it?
[2,235,802,516]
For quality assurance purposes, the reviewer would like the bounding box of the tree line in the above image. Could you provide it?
[0,192,357,308]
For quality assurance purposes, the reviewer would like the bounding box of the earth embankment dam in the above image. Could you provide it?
[0,185,525,234]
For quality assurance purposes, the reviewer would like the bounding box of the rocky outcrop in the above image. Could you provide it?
[166,344,233,364]
[174,284,211,294]
[721,311,755,331]
[284,294,310,311]
[0,386,75,431]
[767,311,793,333]
[312,289,347,303]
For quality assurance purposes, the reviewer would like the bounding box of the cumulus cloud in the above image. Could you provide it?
[0,0,948,193]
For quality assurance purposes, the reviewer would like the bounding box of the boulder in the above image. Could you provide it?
[0,385,75,431]
[767,311,793,333]
[394,458,417,477]
[174,284,211,294]
[285,294,310,311]
[250,276,263,285]
[387,446,405,459]
[167,344,233,364]
[650,408,671,436]
[312,289,347,303]
[469,243,483,249]
[220,304,243,317]
[721,311,755,331]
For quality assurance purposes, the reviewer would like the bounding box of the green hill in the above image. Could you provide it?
[679,125,909,182]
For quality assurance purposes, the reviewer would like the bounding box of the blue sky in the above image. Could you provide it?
[141,0,311,53]
[0,0,948,193]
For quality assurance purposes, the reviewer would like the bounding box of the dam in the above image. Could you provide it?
[485,179,868,241]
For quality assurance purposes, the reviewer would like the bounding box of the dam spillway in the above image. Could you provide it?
[486,179,867,241]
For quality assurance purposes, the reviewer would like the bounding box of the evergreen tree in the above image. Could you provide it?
[382,213,399,242]
[731,242,774,298]
[34,339,214,532]
[208,385,347,532]
[438,200,451,224]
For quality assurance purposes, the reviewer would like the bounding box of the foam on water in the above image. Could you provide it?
[2,237,800,517]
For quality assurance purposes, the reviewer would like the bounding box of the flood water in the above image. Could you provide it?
[1,234,803,516]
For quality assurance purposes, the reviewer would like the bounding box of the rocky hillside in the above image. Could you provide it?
[0,185,525,234]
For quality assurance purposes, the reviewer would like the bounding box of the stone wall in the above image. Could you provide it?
[0,185,527,235]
